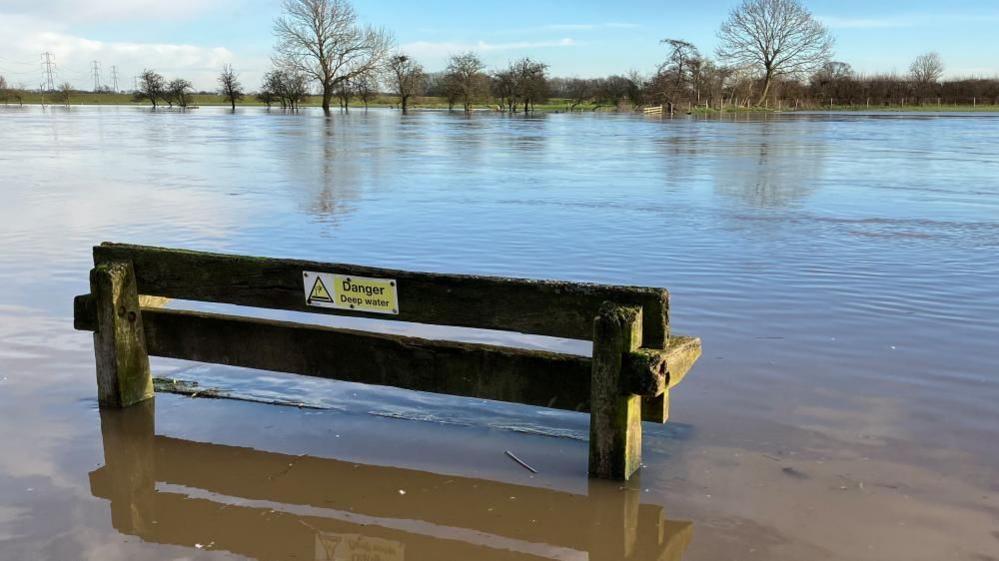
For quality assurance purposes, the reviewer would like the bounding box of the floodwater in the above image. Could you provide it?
[1,106,998,561]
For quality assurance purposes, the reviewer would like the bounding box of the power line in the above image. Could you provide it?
[110,65,119,92]
[91,60,102,92]
[40,52,56,91]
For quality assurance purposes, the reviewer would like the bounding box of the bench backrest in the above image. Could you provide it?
[93,243,670,347]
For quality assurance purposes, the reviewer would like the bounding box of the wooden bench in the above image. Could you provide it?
[73,243,701,480]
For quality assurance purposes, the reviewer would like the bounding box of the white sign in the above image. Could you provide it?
[303,271,399,315]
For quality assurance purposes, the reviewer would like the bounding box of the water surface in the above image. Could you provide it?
[1,106,997,560]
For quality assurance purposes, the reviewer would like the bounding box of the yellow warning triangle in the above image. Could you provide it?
[308,277,333,303]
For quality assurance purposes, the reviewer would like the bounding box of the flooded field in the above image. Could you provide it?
[1,106,998,560]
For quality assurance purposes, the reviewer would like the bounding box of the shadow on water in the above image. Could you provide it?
[90,401,693,561]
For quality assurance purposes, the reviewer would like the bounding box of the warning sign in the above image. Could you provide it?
[303,271,399,315]
[307,276,333,303]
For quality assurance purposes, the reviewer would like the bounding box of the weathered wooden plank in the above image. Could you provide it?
[640,336,701,422]
[90,262,154,408]
[74,295,696,404]
[93,243,670,346]
[74,294,167,332]
[589,304,644,480]
[139,307,596,412]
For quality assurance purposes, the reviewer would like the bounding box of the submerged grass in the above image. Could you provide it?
[6,92,997,113]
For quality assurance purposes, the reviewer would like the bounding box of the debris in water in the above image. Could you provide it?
[781,466,809,480]
[505,450,538,473]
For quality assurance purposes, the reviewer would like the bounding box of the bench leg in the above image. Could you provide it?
[91,261,153,408]
[589,303,643,480]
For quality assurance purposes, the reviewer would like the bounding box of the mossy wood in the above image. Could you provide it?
[589,304,645,479]
[90,262,154,408]
[75,300,700,413]
[75,243,701,480]
[93,243,669,346]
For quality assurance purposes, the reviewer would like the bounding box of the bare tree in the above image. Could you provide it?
[333,77,352,111]
[491,69,517,112]
[166,78,194,108]
[445,52,488,112]
[593,75,639,109]
[510,58,549,113]
[273,0,391,116]
[810,61,855,103]
[257,88,277,108]
[564,78,594,111]
[134,69,166,108]
[649,39,701,111]
[55,82,73,106]
[910,52,944,86]
[262,67,310,110]
[425,72,461,111]
[260,71,282,108]
[353,70,379,109]
[385,53,425,114]
[218,64,244,110]
[1,77,24,107]
[717,0,834,105]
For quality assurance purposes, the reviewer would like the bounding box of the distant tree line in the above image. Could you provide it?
[132,70,196,109]
[8,0,997,112]
[249,0,999,112]
[0,75,24,106]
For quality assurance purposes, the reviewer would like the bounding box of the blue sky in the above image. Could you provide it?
[1,0,997,90]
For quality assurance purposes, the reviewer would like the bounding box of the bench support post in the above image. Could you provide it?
[589,303,643,480]
[91,261,153,408]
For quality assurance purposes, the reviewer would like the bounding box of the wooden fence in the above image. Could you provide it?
[74,242,701,480]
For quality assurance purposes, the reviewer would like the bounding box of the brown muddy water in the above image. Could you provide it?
[1,106,998,561]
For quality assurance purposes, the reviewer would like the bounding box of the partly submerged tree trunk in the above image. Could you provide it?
[757,69,774,106]
[322,88,333,116]
[401,95,408,114]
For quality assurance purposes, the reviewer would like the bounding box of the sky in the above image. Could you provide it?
[1,0,997,91]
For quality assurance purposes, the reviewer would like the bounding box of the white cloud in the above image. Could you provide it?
[0,14,260,91]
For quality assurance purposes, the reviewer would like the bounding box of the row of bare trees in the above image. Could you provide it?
[0,75,24,106]
[126,66,245,110]
[18,0,992,112]
[132,70,194,108]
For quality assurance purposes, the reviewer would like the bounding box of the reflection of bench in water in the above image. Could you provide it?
[90,403,693,561]
[74,243,701,480]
